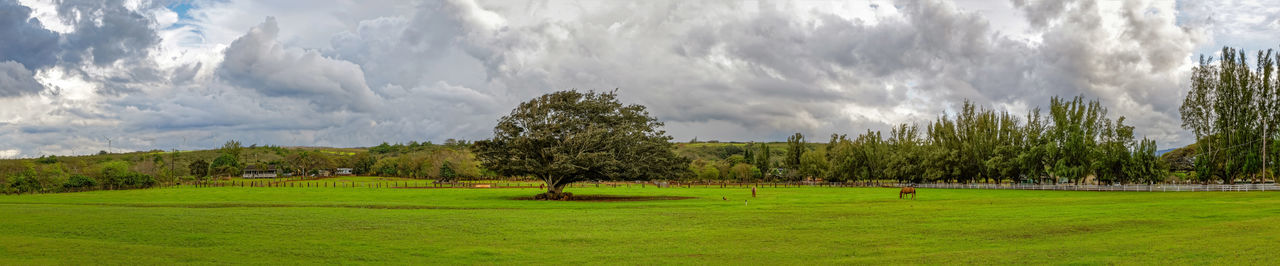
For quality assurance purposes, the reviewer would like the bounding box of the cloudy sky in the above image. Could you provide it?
[0,0,1277,158]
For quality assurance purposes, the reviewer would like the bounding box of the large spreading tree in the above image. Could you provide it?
[473,90,690,200]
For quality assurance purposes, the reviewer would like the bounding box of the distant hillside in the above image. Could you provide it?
[1159,144,1196,172]
[674,141,815,164]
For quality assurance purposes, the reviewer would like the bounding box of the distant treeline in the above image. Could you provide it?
[0,140,487,194]
[683,96,1167,185]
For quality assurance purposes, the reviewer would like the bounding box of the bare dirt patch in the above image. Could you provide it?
[510,195,697,202]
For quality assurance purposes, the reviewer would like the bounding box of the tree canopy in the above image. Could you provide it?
[473,90,690,199]
[1181,47,1279,184]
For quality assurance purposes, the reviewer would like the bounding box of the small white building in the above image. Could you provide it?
[242,165,280,179]
[336,168,353,176]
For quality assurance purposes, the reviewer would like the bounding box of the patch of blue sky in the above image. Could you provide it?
[164,0,202,35]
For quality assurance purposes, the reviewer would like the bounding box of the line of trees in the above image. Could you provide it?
[1180,47,1280,184]
[820,97,1167,185]
[191,140,484,181]
[687,97,1169,185]
[368,148,482,181]
[2,138,493,194]
[2,159,155,194]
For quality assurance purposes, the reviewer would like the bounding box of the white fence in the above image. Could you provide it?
[905,183,1280,192]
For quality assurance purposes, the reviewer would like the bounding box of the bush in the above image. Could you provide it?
[209,154,241,177]
[104,173,154,189]
[698,165,720,180]
[352,153,376,175]
[374,158,398,176]
[62,174,98,191]
[130,173,156,187]
[35,155,58,164]
[439,162,457,182]
[9,175,41,193]
[370,142,396,154]
[729,163,759,182]
[99,161,155,189]
[716,145,745,159]
[189,159,209,178]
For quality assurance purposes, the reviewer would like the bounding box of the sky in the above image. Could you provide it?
[0,0,1278,158]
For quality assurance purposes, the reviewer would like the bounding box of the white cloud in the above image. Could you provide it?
[0,149,19,158]
[0,0,1268,158]
[218,17,380,112]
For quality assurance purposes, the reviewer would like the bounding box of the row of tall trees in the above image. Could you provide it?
[787,97,1170,185]
[1180,47,1280,184]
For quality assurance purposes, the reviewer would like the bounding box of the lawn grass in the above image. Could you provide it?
[0,186,1277,264]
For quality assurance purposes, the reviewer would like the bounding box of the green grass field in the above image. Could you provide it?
[0,186,1277,264]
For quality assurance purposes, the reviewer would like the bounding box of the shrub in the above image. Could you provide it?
[352,153,376,175]
[104,173,154,189]
[370,142,395,154]
[374,158,398,176]
[35,155,58,164]
[439,162,457,182]
[62,174,98,191]
[729,163,759,182]
[189,159,209,178]
[129,173,156,188]
[209,153,241,177]
[9,175,41,193]
[698,164,720,180]
[99,161,155,189]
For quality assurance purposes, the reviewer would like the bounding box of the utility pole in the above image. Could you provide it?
[170,147,177,178]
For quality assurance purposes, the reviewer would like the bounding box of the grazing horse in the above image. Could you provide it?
[899,186,916,199]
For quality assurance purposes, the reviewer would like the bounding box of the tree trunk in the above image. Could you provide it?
[534,178,574,200]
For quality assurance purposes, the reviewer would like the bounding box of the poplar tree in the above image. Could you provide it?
[784,133,806,178]
[1048,96,1105,185]
[754,143,771,180]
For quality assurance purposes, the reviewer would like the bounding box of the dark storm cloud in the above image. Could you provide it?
[440,0,1201,146]
[452,0,1035,136]
[0,0,60,70]
[0,61,42,96]
[1012,0,1203,144]
[55,0,160,66]
[0,0,163,98]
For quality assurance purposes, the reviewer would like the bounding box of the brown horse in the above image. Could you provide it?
[899,186,916,199]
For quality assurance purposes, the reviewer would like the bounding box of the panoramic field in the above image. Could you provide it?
[1,185,1277,264]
